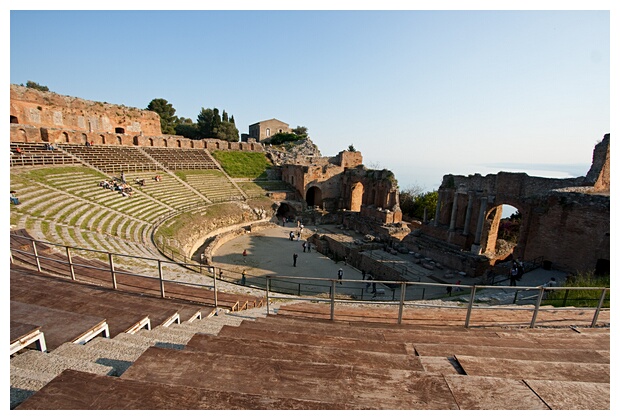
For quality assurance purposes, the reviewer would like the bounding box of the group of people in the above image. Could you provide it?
[98,178,134,197]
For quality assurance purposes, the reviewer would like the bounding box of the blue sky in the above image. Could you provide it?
[7,2,614,191]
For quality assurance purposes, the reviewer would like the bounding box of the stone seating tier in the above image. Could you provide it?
[143,147,218,170]
[14,298,608,410]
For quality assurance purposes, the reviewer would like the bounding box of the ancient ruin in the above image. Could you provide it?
[9,85,263,152]
[404,134,610,277]
[9,84,609,278]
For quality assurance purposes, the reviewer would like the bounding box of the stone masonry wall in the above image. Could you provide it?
[10,85,161,136]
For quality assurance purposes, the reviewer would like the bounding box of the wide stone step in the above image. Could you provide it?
[51,341,143,376]
[136,325,195,345]
[10,365,57,409]
[114,331,185,350]
[14,369,352,410]
[10,349,114,378]
[122,346,459,409]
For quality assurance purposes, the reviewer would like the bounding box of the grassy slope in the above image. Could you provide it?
[211,150,272,179]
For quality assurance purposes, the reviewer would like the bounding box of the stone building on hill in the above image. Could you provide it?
[247,118,291,142]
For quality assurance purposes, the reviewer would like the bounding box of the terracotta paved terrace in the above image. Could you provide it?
[11,264,610,409]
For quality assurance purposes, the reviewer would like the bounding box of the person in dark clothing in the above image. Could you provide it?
[293,253,298,267]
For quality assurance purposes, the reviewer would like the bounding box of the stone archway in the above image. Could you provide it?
[306,186,323,208]
[482,203,523,263]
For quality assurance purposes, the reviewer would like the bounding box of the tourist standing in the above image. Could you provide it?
[338,268,343,284]
[509,263,519,286]
[293,253,298,267]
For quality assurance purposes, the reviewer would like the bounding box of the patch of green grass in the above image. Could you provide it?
[211,150,272,178]
[544,272,610,308]
[40,221,51,237]
[25,166,103,184]
[175,169,224,182]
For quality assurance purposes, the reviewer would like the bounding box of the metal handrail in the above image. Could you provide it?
[10,233,610,328]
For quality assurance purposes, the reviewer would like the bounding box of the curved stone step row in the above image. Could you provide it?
[12,172,158,244]
[184,173,245,202]
[40,169,174,223]
[124,171,206,210]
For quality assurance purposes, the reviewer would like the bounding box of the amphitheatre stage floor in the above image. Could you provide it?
[210,223,570,302]
[211,224,359,284]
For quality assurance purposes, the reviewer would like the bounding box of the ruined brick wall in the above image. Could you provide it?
[523,192,609,272]
[411,137,610,274]
[281,153,402,218]
[334,150,363,168]
[10,84,264,152]
[10,84,161,136]
[584,133,610,191]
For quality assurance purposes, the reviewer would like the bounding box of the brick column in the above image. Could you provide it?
[462,192,474,236]
[449,191,458,231]
[433,190,443,227]
[474,196,488,245]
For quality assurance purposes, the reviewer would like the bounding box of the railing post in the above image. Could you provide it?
[397,281,406,324]
[266,276,271,315]
[212,267,218,309]
[591,288,608,328]
[530,288,546,328]
[158,260,165,298]
[66,246,76,281]
[31,240,42,272]
[464,285,477,328]
[108,252,117,289]
[330,279,336,321]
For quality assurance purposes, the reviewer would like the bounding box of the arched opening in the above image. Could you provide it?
[115,127,125,134]
[163,139,168,148]
[306,186,323,208]
[276,203,296,221]
[350,182,364,211]
[63,132,70,143]
[484,204,522,264]
[81,133,88,144]
[10,115,18,124]
[149,138,154,147]
[100,134,106,145]
[117,136,122,145]
[17,129,27,142]
[133,136,139,146]
[177,140,182,148]
[266,128,271,138]
[368,189,376,206]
